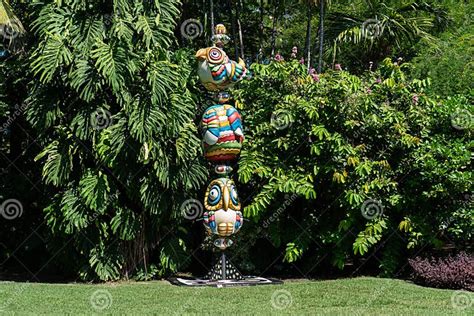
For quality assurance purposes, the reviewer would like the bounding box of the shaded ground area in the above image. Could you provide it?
[1,277,471,314]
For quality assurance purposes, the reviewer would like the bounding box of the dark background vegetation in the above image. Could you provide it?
[0,0,472,290]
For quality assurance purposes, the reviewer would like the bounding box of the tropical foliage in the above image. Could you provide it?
[24,0,207,280]
[412,1,473,97]
[0,0,472,282]
[234,59,472,275]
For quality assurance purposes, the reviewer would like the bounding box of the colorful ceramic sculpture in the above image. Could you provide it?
[196,46,247,92]
[174,22,283,285]
[214,165,233,175]
[203,178,243,237]
[201,103,244,162]
[196,24,246,282]
[211,24,230,48]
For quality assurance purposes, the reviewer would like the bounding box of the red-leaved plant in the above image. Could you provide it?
[409,252,473,291]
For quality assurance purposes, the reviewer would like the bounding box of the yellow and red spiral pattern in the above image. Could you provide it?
[208,47,224,64]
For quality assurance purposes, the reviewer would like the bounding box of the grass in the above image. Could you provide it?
[0,277,471,315]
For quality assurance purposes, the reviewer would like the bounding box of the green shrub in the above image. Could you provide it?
[234,58,472,275]
[26,1,206,281]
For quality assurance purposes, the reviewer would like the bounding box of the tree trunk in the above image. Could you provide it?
[317,0,325,73]
[270,2,277,57]
[258,0,264,59]
[236,0,245,60]
[210,0,215,36]
[305,3,312,70]
[229,0,239,60]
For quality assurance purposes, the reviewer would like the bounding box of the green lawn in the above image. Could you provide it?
[0,277,471,315]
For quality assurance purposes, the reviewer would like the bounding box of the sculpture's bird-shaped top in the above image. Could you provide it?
[196,47,247,92]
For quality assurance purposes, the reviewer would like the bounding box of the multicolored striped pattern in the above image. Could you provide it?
[210,59,247,85]
[202,104,244,162]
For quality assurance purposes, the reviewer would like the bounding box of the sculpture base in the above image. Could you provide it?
[207,252,244,281]
[169,251,283,287]
[169,276,283,287]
